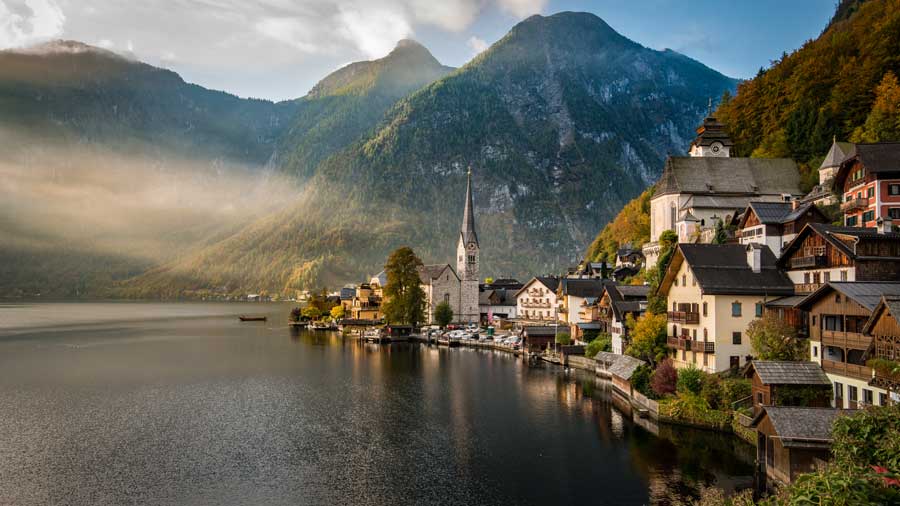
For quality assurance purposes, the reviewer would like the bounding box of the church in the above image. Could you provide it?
[418,168,481,324]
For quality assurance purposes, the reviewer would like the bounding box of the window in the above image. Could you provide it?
[703,328,708,340]
[692,329,697,339]
[848,386,858,404]
[824,272,831,282]
[755,303,763,317]
[863,210,875,223]
[840,270,848,281]
[804,272,811,283]
[673,301,677,311]
[681,350,685,361]
[730,356,740,369]
[847,216,858,227]
[703,353,708,367]
[834,382,844,403]
[692,276,696,287]
[890,184,900,196]
[444,293,450,304]
[732,332,742,345]
[824,315,844,332]
[813,272,821,284]
[674,277,678,287]
[835,294,841,303]
[880,393,888,406]
[863,389,873,406]
[732,302,742,317]
[812,315,817,326]
[868,187,875,198]
[467,255,475,264]
[757,392,763,404]
[890,208,900,219]
[681,274,686,286]
[813,345,818,357]
[857,191,863,200]
[702,302,708,316]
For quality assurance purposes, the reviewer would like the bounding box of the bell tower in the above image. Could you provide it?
[689,98,733,157]
[456,167,480,324]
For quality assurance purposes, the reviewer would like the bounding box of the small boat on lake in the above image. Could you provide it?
[238,316,267,322]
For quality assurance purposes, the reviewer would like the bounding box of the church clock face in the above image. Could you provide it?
[468,243,476,251]
[711,142,722,154]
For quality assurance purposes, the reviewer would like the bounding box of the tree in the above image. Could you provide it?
[555,332,571,346]
[381,246,427,327]
[712,219,728,244]
[676,365,704,395]
[852,72,900,143]
[301,306,322,321]
[625,313,668,367]
[434,301,453,328]
[584,333,611,358]
[651,358,678,397]
[747,314,808,361]
[330,305,345,321]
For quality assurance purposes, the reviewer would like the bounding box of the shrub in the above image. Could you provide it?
[747,314,807,361]
[676,364,704,396]
[650,358,677,397]
[721,378,752,407]
[584,334,611,358]
[555,332,571,345]
[831,403,900,472]
[701,373,723,410]
[660,393,730,430]
[630,364,653,398]
[289,306,302,322]
[434,301,453,328]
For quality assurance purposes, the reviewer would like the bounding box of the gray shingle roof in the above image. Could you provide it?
[751,407,844,448]
[560,278,607,298]
[418,264,457,284]
[745,201,822,226]
[607,354,646,381]
[779,223,900,267]
[796,282,900,312]
[616,285,651,298]
[820,141,856,170]
[658,156,801,197]
[665,244,794,296]
[764,295,808,308]
[749,361,831,386]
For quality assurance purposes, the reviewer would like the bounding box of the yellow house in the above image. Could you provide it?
[659,243,795,373]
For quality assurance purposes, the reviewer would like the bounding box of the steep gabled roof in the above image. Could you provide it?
[559,278,607,298]
[819,140,856,170]
[739,201,826,228]
[796,282,900,312]
[417,264,458,284]
[833,142,900,191]
[515,276,560,298]
[607,354,645,381]
[660,244,794,296]
[777,223,900,268]
[656,156,801,198]
[863,295,900,334]
[747,361,831,386]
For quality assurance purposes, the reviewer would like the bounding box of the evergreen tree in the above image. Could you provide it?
[852,72,900,143]
[434,301,453,328]
[381,246,426,327]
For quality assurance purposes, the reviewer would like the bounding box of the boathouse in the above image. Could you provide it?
[744,361,832,415]
[751,406,844,485]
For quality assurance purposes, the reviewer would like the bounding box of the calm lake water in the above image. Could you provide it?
[0,302,754,505]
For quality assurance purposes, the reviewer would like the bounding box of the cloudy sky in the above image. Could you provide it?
[0,0,835,101]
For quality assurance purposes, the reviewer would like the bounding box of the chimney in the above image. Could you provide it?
[878,217,893,234]
[791,199,800,211]
[746,244,762,273]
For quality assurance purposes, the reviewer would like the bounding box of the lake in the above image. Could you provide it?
[0,302,754,505]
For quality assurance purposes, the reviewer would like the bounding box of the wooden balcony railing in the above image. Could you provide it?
[822,359,873,381]
[841,197,869,213]
[667,336,691,350]
[791,255,827,269]
[668,311,700,324]
[822,331,872,351]
[794,283,822,294]
[666,337,715,353]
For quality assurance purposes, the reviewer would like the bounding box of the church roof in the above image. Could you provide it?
[657,156,801,198]
[417,264,458,284]
[460,168,478,246]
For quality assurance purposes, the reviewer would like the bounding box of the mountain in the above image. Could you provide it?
[585,0,900,265]
[0,40,297,163]
[123,12,737,297]
[277,39,455,177]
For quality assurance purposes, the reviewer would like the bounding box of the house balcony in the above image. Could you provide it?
[822,331,872,351]
[841,197,870,213]
[520,302,551,309]
[791,255,827,269]
[667,311,700,324]
[822,359,873,382]
[666,337,715,354]
[667,336,691,350]
[794,283,822,294]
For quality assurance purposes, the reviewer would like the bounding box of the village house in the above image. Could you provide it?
[751,406,844,485]
[515,276,560,324]
[615,245,644,268]
[642,113,802,265]
[594,283,650,355]
[776,222,900,294]
[736,201,828,256]
[744,361,832,416]
[795,282,900,408]
[347,282,383,320]
[522,326,559,353]
[832,142,900,228]
[659,243,794,373]
[479,279,522,324]
[557,278,607,340]
[862,295,900,403]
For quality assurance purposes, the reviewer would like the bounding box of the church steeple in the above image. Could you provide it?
[688,100,733,158]
[460,166,478,246]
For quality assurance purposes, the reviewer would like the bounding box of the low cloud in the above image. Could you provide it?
[467,35,489,55]
[497,0,547,18]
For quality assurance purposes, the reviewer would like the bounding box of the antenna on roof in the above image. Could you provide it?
[833,134,837,144]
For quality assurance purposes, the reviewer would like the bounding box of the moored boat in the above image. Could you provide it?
[239,316,267,322]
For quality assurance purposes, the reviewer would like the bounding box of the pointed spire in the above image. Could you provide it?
[461,166,478,246]
[707,97,712,117]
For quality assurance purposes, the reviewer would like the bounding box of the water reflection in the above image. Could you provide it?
[0,303,754,505]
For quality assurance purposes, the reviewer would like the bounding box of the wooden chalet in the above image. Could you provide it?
[776,223,900,294]
[744,361,832,416]
[863,295,900,401]
[737,201,827,256]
